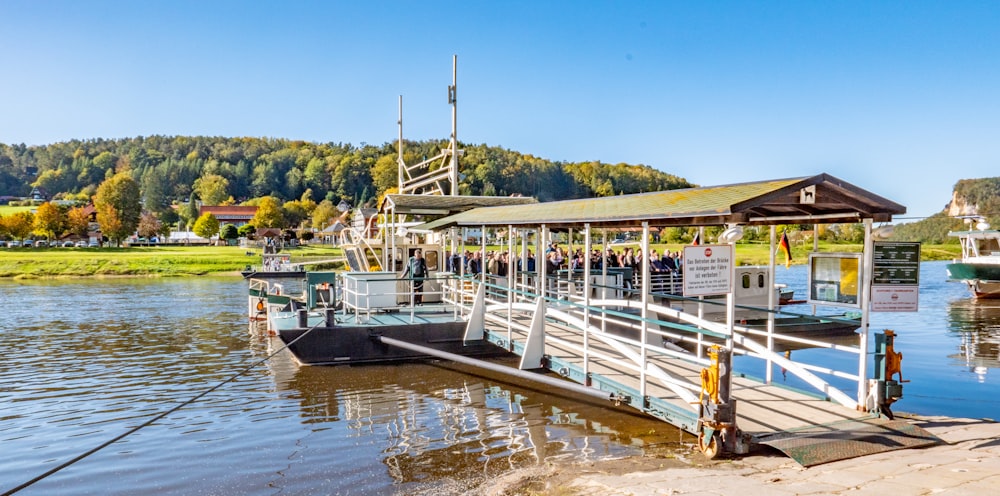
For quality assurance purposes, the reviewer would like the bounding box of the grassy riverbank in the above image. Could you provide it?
[0,241,957,279]
[0,245,345,279]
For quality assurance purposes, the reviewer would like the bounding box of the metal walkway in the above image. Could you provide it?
[447,278,940,465]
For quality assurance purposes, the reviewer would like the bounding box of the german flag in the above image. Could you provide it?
[778,231,792,268]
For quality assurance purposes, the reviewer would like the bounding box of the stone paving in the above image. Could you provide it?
[563,415,1000,495]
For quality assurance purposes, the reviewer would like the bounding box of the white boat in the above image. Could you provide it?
[946,219,1000,299]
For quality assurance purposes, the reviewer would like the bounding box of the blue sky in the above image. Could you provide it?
[2,1,999,219]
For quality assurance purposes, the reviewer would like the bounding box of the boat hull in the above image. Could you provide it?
[277,320,511,365]
[946,262,1000,299]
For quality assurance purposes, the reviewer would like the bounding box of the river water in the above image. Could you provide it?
[2,260,998,495]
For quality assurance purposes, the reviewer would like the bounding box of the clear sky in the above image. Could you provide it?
[2,1,999,220]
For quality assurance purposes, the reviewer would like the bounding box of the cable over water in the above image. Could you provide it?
[2,321,324,496]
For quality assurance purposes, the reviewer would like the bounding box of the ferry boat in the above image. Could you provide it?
[946,219,1000,299]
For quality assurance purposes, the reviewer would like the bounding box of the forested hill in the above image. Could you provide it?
[0,136,692,206]
[892,176,1000,243]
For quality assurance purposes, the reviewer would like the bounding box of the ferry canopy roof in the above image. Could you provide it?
[380,194,536,216]
[416,173,905,231]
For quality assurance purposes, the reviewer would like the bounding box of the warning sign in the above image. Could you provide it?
[682,244,733,297]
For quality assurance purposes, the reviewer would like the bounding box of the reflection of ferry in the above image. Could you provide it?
[947,299,1000,381]
[946,219,1000,299]
[259,359,648,485]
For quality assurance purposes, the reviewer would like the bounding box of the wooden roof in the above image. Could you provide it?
[379,194,537,216]
[417,173,906,230]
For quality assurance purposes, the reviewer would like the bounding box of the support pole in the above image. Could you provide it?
[640,222,650,399]
[858,218,875,408]
[766,225,777,383]
[583,223,592,381]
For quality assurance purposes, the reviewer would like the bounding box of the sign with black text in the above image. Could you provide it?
[682,244,733,297]
[871,241,920,312]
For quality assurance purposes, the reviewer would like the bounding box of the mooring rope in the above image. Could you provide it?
[2,319,327,496]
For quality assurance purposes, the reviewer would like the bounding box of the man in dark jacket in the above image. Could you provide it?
[401,248,428,305]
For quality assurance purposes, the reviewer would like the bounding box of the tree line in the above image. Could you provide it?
[0,136,692,208]
[0,136,693,245]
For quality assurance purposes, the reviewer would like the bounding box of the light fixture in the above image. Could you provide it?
[718,225,744,243]
[872,225,894,240]
[977,220,991,231]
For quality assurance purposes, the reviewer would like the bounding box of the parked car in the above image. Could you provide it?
[62,241,75,247]
[88,241,100,248]
[23,239,34,247]
[0,241,6,248]
[9,240,21,248]
[75,241,87,248]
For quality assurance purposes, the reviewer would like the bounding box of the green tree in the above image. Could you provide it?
[238,223,256,238]
[32,202,64,240]
[179,193,200,230]
[141,166,169,213]
[251,196,285,228]
[192,212,220,240]
[311,199,339,230]
[193,173,230,206]
[220,224,239,243]
[94,172,142,246]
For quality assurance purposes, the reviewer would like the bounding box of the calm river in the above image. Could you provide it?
[2,260,998,495]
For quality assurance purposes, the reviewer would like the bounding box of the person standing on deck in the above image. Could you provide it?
[401,248,428,305]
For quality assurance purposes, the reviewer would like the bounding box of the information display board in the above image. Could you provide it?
[872,242,921,285]
[871,241,920,312]
[682,244,733,297]
[807,253,862,308]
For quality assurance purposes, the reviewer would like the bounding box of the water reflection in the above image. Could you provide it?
[260,347,675,489]
[947,299,1000,382]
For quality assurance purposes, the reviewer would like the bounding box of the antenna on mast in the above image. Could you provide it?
[397,55,461,196]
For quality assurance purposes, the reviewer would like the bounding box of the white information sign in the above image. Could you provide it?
[682,244,733,297]
[871,285,919,312]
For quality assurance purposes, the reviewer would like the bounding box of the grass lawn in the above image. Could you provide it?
[0,205,37,215]
[0,244,345,279]
[0,239,956,279]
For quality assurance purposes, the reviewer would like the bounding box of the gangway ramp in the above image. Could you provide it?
[476,306,940,465]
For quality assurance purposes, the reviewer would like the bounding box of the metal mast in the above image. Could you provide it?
[397,55,461,196]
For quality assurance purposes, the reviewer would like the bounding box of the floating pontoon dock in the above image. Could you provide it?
[385,173,942,465]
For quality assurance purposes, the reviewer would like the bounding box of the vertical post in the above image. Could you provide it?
[601,229,608,334]
[520,231,528,302]
[397,95,404,192]
[583,223,592,381]
[389,206,396,274]
[449,54,459,196]
[766,225,776,383]
[858,218,875,408]
[507,224,514,329]
[480,224,487,289]
[567,227,574,298]
[539,225,548,303]
[640,222,650,399]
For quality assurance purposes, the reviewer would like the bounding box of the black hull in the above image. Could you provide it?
[278,321,512,365]
[243,270,307,279]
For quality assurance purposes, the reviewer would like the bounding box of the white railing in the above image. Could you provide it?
[458,272,863,409]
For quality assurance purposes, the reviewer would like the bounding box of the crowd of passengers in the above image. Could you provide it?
[445,243,684,277]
